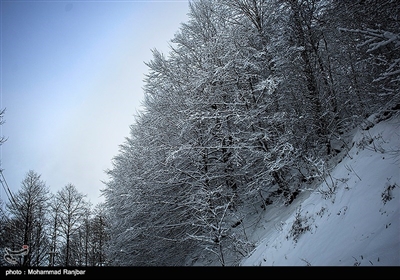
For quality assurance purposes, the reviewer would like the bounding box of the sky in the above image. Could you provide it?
[0,0,190,206]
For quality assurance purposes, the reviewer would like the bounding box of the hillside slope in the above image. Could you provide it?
[241,113,400,266]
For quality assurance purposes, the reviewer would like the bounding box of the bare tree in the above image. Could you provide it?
[47,195,61,266]
[56,184,89,266]
[89,203,109,266]
[5,170,50,266]
[0,108,6,146]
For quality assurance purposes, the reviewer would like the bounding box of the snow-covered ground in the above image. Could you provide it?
[241,113,400,266]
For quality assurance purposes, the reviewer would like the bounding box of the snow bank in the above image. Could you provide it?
[242,115,400,266]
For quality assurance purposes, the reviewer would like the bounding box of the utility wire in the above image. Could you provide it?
[0,169,18,210]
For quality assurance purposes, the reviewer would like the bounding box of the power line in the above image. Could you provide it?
[0,169,18,210]
[0,169,11,203]
[0,169,21,231]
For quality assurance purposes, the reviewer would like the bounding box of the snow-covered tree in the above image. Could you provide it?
[335,0,400,110]
[102,0,399,266]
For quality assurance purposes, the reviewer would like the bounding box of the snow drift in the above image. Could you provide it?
[241,113,400,266]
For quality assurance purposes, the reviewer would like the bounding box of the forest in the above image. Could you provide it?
[1,0,399,266]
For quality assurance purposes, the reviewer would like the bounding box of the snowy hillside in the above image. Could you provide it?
[241,113,400,266]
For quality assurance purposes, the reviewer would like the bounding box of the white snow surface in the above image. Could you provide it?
[239,115,400,266]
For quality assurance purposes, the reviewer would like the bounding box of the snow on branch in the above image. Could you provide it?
[339,27,400,87]
[339,28,400,53]
[374,58,400,82]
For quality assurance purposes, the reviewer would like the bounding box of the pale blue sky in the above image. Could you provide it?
[0,0,189,205]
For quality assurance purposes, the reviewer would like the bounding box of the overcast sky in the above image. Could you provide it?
[0,0,189,206]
